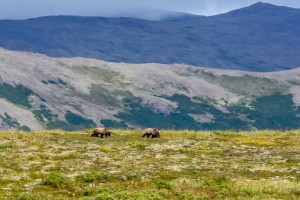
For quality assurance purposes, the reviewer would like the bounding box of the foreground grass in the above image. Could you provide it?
[0,129,299,199]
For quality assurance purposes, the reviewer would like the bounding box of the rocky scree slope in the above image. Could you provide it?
[0,48,300,131]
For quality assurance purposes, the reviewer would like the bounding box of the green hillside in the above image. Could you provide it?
[1,48,300,131]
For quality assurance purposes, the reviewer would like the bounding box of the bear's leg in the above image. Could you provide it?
[105,133,108,137]
[146,133,150,138]
[101,134,104,138]
[108,133,111,137]
[91,133,98,137]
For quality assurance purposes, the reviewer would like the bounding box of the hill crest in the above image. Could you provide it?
[0,3,299,71]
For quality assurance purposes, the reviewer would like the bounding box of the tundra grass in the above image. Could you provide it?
[0,130,299,199]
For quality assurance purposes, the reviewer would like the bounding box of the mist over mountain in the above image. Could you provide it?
[0,3,299,71]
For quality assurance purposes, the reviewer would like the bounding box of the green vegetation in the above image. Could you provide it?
[42,78,68,86]
[230,92,300,130]
[42,172,67,189]
[0,83,35,108]
[117,95,202,129]
[117,94,249,130]
[65,111,95,127]
[0,113,19,128]
[1,81,299,132]
[47,112,96,131]
[0,129,298,199]
[0,113,31,132]
[33,106,53,122]
[100,119,128,129]
[86,84,122,108]
[200,71,286,98]
[47,121,76,131]
[72,65,120,83]
[116,92,300,131]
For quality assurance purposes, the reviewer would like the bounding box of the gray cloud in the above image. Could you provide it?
[1,0,300,20]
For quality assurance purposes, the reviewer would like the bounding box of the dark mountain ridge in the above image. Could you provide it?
[0,2,299,71]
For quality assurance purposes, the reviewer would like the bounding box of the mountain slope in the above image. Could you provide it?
[0,48,300,131]
[0,3,300,71]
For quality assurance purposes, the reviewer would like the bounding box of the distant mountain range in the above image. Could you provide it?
[0,2,300,72]
[1,48,300,131]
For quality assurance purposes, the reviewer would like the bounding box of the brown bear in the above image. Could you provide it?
[91,127,111,138]
[142,128,160,138]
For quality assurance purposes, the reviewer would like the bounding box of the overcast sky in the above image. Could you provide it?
[1,0,300,20]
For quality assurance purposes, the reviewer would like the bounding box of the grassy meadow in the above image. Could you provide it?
[0,129,299,199]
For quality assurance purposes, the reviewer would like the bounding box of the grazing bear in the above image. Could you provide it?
[142,128,160,138]
[91,127,111,138]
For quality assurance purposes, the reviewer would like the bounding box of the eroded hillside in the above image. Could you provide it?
[0,48,300,130]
